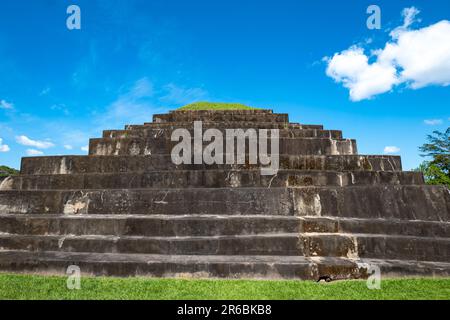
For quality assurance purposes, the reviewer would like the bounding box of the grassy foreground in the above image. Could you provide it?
[0,274,449,300]
[178,101,259,111]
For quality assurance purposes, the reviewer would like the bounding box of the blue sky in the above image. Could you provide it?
[0,0,449,170]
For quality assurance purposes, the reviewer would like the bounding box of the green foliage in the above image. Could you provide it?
[0,165,19,178]
[415,162,450,186]
[0,274,449,300]
[417,127,450,187]
[178,102,259,111]
[420,127,450,158]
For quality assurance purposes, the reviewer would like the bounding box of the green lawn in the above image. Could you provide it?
[0,274,449,300]
[178,102,260,111]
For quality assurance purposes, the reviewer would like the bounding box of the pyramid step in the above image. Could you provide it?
[0,251,374,279]
[126,122,324,131]
[152,112,289,123]
[20,155,402,175]
[0,233,302,256]
[1,214,447,238]
[302,233,450,262]
[88,137,357,156]
[103,128,343,139]
[0,232,447,261]
[0,214,302,237]
[1,250,449,279]
[319,217,450,238]
[3,170,424,191]
[0,186,447,221]
[0,187,295,216]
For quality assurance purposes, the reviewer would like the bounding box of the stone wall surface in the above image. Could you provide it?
[0,109,449,280]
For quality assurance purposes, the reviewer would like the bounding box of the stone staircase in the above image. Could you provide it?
[0,109,449,280]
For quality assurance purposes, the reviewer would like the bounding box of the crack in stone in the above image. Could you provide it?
[154,191,169,205]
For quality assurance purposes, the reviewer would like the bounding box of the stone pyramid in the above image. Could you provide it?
[0,109,449,280]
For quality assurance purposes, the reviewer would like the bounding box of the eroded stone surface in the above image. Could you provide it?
[0,109,449,279]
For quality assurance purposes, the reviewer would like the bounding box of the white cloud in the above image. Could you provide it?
[64,144,73,150]
[50,104,69,115]
[325,47,398,101]
[403,7,420,27]
[390,7,421,38]
[384,146,401,154]
[325,7,450,101]
[96,78,162,129]
[39,87,51,96]
[99,96,152,128]
[60,130,91,147]
[129,78,154,99]
[0,100,14,110]
[81,146,89,152]
[16,135,55,149]
[0,138,10,152]
[424,119,443,125]
[382,21,450,89]
[26,149,44,156]
[95,78,205,131]
[160,83,209,105]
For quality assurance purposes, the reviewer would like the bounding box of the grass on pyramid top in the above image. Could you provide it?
[0,165,19,178]
[178,101,260,111]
